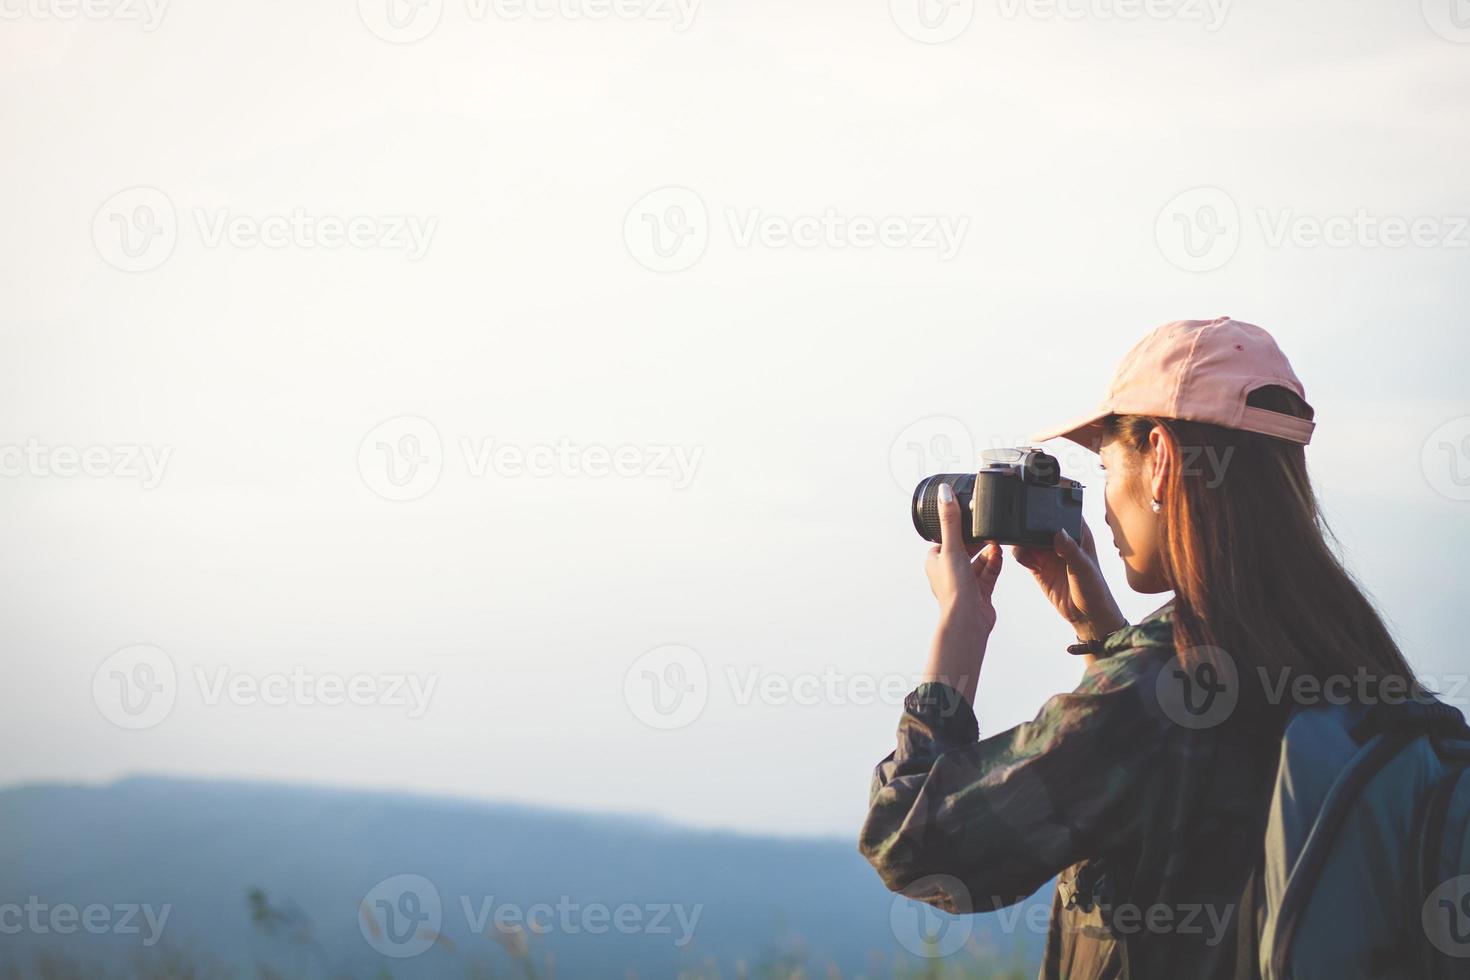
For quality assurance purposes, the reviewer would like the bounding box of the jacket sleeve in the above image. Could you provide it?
[858,652,1168,913]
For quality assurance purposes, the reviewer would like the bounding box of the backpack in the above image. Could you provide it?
[1237,695,1470,979]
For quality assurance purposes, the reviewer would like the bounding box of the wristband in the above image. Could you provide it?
[1066,624,1131,658]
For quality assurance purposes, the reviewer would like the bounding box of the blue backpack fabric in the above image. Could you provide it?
[1240,696,1470,979]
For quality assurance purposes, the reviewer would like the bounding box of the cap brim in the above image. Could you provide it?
[1031,409,1110,452]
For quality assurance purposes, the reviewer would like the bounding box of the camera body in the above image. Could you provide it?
[912,449,1084,547]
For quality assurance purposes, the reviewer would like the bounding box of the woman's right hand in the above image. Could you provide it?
[1012,520,1128,642]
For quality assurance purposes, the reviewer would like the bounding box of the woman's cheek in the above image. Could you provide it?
[1103,480,1127,548]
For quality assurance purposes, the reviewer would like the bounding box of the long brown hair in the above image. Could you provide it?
[1107,386,1419,712]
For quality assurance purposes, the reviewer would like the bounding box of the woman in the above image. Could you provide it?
[859,317,1421,979]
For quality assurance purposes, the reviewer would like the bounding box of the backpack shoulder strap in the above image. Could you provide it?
[1234,862,1261,980]
[1417,757,1470,980]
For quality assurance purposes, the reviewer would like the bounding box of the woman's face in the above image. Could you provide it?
[1099,435,1171,594]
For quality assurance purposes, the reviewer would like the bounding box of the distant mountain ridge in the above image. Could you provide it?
[0,776,1046,977]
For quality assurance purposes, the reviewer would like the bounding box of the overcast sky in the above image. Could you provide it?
[1,0,1468,838]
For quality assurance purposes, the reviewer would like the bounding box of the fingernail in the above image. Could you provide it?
[938,483,954,504]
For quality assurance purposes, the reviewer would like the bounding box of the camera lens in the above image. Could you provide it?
[912,473,976,543]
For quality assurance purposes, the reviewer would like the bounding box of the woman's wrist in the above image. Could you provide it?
[1070,609,1129,642]
[938,600,992,635]
[924,603,991,704]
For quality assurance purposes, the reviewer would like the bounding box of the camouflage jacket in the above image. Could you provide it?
[860,604,1281,980]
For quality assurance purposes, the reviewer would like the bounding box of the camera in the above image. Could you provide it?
[912,448,1084,547]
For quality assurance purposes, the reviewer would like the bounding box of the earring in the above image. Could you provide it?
[1150,499,1162,514]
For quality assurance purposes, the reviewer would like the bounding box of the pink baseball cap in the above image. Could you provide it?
[1032,316,1316,449]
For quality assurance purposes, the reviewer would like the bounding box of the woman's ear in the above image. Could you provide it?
[1146,425,1174,504]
